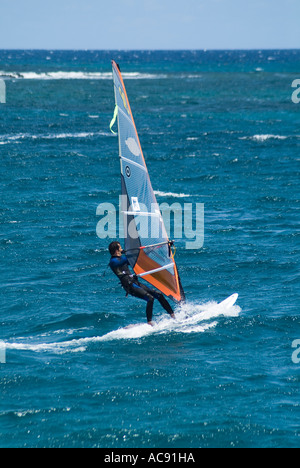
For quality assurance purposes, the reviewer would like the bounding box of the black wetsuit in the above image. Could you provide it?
[109,255,174,323]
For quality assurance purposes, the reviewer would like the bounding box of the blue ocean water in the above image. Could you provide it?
[0,50,299,448]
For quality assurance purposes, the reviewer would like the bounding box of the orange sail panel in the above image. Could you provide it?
[111,60,185,303]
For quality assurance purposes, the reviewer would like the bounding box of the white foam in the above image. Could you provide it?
[5,335,102,354]
[0,130,112,144]
[0,71,168,80]
[99,320,219,341]
[240,134,289,142]
[99,297,241,342]
[154,190,191,198]
[253,134,288,142]
[0,71,205,81]
[4,297,241,352]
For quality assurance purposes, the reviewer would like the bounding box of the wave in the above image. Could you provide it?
[240,134,291,142]
[0,130,112,144]
[0,71,204,81]
[5,336,93,354]
[154,190,191,198]
[98,316,218,342]
[0,71,168,80]
[3,297,241,353]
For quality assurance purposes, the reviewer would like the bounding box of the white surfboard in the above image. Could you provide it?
[218,293,239,309]
[178,293,239,326]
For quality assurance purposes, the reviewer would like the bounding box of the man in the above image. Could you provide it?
[108,241,175,326]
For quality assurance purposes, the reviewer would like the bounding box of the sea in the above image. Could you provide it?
[0,50,299,448]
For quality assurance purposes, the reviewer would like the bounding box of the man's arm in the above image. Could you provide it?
[109,255,130,270]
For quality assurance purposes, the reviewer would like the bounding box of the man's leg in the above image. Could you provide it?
[129,283,155,324]
[157,294,175,317]
[138,284,175,318]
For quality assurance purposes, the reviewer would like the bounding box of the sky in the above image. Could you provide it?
[0,0,299,50]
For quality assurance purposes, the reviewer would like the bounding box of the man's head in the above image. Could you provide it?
[109,241,122,257]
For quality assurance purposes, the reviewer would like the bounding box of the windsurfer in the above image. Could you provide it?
[108,241,175,326]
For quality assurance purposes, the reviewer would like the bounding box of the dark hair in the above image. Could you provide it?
[109,241,121,256]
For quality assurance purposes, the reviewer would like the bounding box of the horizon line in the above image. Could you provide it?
[0,48,299,52]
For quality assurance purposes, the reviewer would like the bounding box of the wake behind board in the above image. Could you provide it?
[125,294,239,328]
[100,294,240,341]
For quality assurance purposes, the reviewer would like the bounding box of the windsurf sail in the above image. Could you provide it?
[111,60,185,303]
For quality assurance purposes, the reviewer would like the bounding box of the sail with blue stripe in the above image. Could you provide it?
[111,60,185,303]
